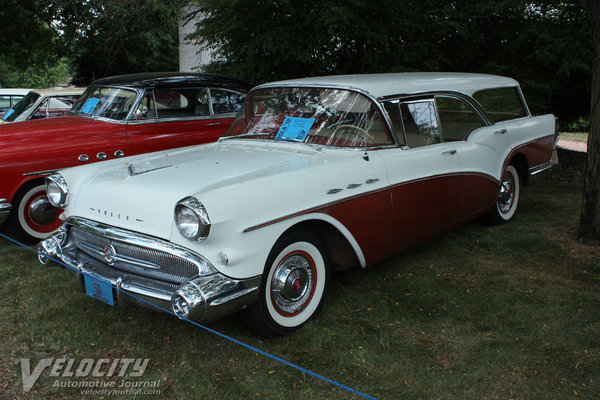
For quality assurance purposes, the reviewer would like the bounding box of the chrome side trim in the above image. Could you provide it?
[0,199,12,224]
[529,154,559,176]
[23,169,59,177]
[125,114,236,125]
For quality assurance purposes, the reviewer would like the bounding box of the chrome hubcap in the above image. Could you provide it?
[29,195,58,225]
[271,252,314,315]
[498,172,515,213]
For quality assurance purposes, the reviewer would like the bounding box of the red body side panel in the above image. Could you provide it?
[0,114,231,202]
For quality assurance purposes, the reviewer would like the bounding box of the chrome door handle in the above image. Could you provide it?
[495,128,507,134]
[442,149,457,155]
[206,122,221,126]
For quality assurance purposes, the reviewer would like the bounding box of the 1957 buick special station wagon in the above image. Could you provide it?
[38,73,557,337]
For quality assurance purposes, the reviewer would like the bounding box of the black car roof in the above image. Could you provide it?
[90,72,251,92]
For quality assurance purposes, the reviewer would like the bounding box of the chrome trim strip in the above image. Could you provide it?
[23,169,59,177]
[529,158,558,176]
[126,114,236,125]
[0,199,12,224]
[66,217,216,276]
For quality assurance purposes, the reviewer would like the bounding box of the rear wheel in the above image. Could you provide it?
[7,181,62,243]
[483,165,521,225]
[240,229,330,337]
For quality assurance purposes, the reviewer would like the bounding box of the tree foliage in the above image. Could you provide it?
[0,0,184,87]
[0,0,68,87]
[191,0,590,122]
[56,0,184,84]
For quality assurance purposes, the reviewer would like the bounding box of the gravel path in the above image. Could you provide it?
[557,138,587,152]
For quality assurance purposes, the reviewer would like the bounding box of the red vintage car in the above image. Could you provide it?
[0,72,250,242]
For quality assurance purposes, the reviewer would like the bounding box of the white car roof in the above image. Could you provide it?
[31,86,85,96]
[257,72,520,99]
[0,88,31,96]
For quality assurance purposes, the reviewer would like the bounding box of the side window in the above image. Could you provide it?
[473,87,527,123]
[0,96,11,112]
[31,98,49,119]
[133,92,157,120]
[12,95,24,106]
[400,100,441,148]
[209,88,245,116]
[47,96,78,118]
[382,100,406,146]
[435,96,484,141]
[194,88,210,116]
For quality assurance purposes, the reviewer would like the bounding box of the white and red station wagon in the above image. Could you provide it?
[39,73,557,337]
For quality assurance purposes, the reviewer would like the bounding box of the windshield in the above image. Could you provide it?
[2,91,39,122]
[225,87,393,148]
[72,86,138,121]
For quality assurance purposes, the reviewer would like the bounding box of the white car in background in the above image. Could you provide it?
[38,73,557,337]
[0,88,30,117]
[1,86,84,123]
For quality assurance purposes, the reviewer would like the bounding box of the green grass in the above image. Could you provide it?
[559,132,588,143]
[1,172,599,399]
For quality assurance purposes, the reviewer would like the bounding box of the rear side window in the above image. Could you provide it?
[473,87,527,123]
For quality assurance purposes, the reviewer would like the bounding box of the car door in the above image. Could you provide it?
[435,95,509,218]
[126,87,245,155]
[379,98,463,253]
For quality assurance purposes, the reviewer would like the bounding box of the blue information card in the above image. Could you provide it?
[79,98,101,114]
[276,116,315,142]
[3,109,14,120]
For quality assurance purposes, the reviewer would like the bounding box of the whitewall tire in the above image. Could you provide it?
[240,229,330,337]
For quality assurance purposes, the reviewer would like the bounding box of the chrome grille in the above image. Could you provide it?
[70,226,199,284]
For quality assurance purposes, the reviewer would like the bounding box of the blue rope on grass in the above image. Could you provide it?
[0,232,378,400]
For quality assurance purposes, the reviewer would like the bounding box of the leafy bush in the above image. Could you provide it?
[567,116,590,132]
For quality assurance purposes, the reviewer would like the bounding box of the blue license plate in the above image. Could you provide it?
[84,275,114,306]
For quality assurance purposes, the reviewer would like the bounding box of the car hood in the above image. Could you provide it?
[0,114,113,146]
[65,140,387,242]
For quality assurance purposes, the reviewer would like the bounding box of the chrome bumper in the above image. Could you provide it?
[0,199,11,224]
[38,219,260,323]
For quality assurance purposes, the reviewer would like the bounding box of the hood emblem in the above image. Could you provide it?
[104,244,117,266]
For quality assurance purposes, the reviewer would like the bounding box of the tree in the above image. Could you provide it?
[55,0,184,84]
[190,0,590,123]
[578,0,600,245]
[0,0,69,87]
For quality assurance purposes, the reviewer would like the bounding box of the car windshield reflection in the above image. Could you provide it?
[224,87,393,148]
[72,86,138,121]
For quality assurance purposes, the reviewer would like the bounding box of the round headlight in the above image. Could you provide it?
[45,174,69,208]
[174,197,211,241]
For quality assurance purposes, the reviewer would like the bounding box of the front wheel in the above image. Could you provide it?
[482,165,521,225]
[240,229,330,337]
[7,181,62,243]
